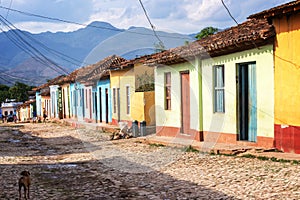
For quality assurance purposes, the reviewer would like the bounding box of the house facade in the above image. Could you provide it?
[110,56,155,128]
[17,100,36,122]
[110,67,133,125]
[249,0,300,153]
[147,17,275,148]
[61,83,71,119]
[96,78,112,123]
[201,45,274,148]
[153,59,202,140]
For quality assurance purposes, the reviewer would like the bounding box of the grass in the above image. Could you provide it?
[257,156,270,161]
[184,145,199,153]
[148,143,165,148]
[241,154,256,159]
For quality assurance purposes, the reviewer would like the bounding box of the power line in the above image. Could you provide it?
[0,24,67,76]
[5,0,13,19]
[0,75,14,84]
[0,14,70,75]
[220,0,260,50]
[138,0,165,50]
[0,5,192,40]
[220,0,239,25]
[0,68,45,84]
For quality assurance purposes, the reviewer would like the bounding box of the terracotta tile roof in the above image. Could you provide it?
[17,100,36,110]
[86,55,127,82]
[73,55,126,85]
[248,0,300,19]
[56,68,80,85]
[36,75,66,91]
[145,18,275,66]
[110,54,153,71]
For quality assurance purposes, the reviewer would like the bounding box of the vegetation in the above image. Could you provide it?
[184,145,199,153]
[0,82,35,103]
[0,84,9,103]
[136,71,155,92]
[195,26,219,40]
[149,143,165,147]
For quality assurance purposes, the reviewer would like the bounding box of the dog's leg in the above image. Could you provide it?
[19,185,22,199]
[23,186,27,200]
[27,185,30,199]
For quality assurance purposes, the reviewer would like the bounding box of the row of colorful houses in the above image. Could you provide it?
[17,1,300,154]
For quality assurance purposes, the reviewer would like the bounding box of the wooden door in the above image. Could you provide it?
[237,63,257,142]
[181,71,190,134]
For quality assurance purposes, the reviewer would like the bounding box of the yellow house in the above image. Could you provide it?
[249,0,300,153]
[110,56,155,128]
[17,100,36,122]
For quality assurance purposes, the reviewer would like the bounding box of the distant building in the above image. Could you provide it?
[1,100,23,118]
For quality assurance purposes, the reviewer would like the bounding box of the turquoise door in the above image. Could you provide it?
[237,62,257,142]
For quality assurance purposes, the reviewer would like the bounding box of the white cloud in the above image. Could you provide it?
[184,0,223,21]
[0,0,293,34]
[14,21,83,33]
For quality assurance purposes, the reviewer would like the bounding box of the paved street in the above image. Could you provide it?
[0,123,299,199]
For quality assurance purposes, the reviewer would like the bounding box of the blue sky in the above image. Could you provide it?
[0,0,292,34]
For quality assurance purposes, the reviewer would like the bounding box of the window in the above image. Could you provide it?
[126,86,130,115]
[113,88,116,113]
[165,72,171,110]
[213,65,225,112]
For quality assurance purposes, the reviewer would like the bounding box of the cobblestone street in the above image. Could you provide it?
[0,123,299,199]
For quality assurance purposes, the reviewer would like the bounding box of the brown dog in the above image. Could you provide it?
[18,171,31,200]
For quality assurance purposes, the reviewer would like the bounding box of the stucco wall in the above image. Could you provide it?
[97,79,112,123]
[36,91,41,117]
[130,91,155,125]
[273,14,300,126]
[110,68,134,124]
[155,60,201,131]
[61,84,70,118]
[202,45,274,138]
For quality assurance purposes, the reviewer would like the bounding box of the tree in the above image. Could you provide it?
[0,84,9,103]
[8,82,33,102]
[195,27,219,40]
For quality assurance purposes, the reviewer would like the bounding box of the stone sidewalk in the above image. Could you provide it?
[0,122,300,199]
[63,118,300,162]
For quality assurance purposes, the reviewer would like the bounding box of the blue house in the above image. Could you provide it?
[74,55,126,124]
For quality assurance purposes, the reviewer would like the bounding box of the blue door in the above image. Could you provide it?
[237,62,257,142]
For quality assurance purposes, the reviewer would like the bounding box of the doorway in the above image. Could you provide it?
[236,62,257,142]
[181,71,190,134]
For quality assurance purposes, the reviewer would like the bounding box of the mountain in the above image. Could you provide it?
[0,21,194,86]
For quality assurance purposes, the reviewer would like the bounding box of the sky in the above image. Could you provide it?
[0,0,293,34]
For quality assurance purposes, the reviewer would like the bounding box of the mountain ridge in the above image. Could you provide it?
[0,21,195,86]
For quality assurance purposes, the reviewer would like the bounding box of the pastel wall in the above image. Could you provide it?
[155,60,201,133]
[201,45,274,141]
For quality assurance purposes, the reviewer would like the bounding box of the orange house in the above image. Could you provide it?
[249,0,300,153]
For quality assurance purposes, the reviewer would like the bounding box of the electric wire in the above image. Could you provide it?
[138,0,165,49]
[0,24,66,75]
[5,0,12,19]
[220,0,238,25]
[0,5,192,40]
[0,14,70,74]
[220,0,259,50]
[0,68,43,83]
